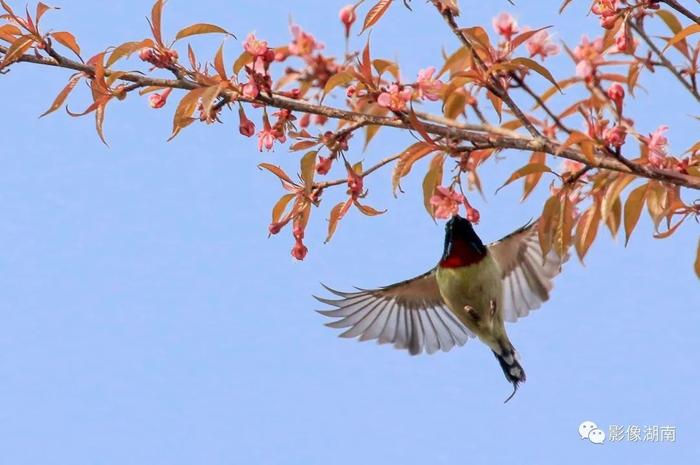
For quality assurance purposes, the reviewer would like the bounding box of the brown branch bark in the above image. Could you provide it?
[1,44,699,191]
[659,0,700,24]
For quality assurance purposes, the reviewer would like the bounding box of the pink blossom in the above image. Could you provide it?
[645,125,669,167]
[243,33,269,57]
[604,125,627,148]
[347,167,364,199]
[238,107,255,137]
[377,84,413,111]
[591,0,620,29]
[415,67,444,101]
[561,159,585,173]
[614,29,637,53]
[148,88,171,109]
[492,12,518,41]
[466,205,480,224]
[289,25,323,57]
[527,30,560,60]
[316,156,333,175]
[242,82,259,100]
[430,186,464,219]
[258,127,276,151]
[291,240,308,260]
[607,83,625,113]
[573,36,605,79]
[339,5,356,38]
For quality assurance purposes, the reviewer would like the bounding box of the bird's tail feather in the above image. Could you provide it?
[492,341,526,403]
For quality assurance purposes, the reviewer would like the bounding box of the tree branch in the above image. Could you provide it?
[1,44,699,191]
[659,0,700,24]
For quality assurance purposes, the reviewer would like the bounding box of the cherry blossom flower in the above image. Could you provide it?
[339,5,356,38]
[148,88,171,109]
[289,24,323,57]
[242,82,259,100]
[604,124,627,148]
[291,240,308,260]
[377,84,413,111]
[645,125,669,167]
[607,83,625,113]
[347,166,364,199]
[561,159,585,173]
[573,35,605,79]
[430,186,464,219]
[526,30,560,60]
[238,107,255,137]
[591,0,620,29]
[243,33,269,57]
[415,67,444,101]
[492,12,518,41]
[316,156,333,175]
[466,205,480,224]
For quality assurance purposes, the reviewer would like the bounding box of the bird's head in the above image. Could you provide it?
[440,215,487,267]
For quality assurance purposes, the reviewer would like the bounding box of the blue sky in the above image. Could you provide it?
[1,1,698,464]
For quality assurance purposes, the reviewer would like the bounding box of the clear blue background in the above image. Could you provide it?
[1,1,698,464]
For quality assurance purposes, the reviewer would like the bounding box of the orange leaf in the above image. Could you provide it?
[35,2,52,25]
[213,43,227,80]
[40,73,82,117]
[322,71,354,101]
[106,39,154,68]
[232,50,252,75]
[361,0,393,34]
[422,153,445,219]
[354,200,386,216]
[523,152,546,201]
[497,163,554,194]
[271,193,295,223]
[623,183,648,245]
[50,31,80,57]
[325,200,350,243]
[175,23,231,41]
[0,34,34,68]
[258,163,295,184]
[664,23,700,51]
[575,203,601,262]
[300,150,317,194]
[169,87,206,140]
[510,57,560,91]
[150,0,164,46]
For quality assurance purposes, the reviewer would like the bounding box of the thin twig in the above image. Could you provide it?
[630,20,700,102]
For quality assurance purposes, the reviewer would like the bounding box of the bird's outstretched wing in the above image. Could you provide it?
[488,221,568,322]
[315,270,473,355]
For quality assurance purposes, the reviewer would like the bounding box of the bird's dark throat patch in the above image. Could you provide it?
[439,218,488,268]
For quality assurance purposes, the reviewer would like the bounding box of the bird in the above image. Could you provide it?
[315,215,567,402]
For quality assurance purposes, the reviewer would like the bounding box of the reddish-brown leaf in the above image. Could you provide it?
[300,150,317,194]
[321,71,354,101]
[354,200,386,216]
[258,163,295,184]
[49,31,80,57]
[0,34,34,68]
[40,73,82,117]
[497,163,553,193]
[361,0,393,34]
[325,200,350,243]
[232,51,252,75]
[271,193,295,223]
[213,43,227,80]
[150,0,164,45]
[106,39,154,68]
[523,152,546,201]
[175,23,231,41]
[575,203,601,262]
[169,87,206,140]
[422,153,445,218]
[623,183,648,245]
[695,239,700,279]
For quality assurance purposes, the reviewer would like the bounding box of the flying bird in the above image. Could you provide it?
[315,215,567,402]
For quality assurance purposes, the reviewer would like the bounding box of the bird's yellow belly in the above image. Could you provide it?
[436,256,503,334]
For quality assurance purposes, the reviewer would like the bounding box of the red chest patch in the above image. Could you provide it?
[439,239,487,268]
